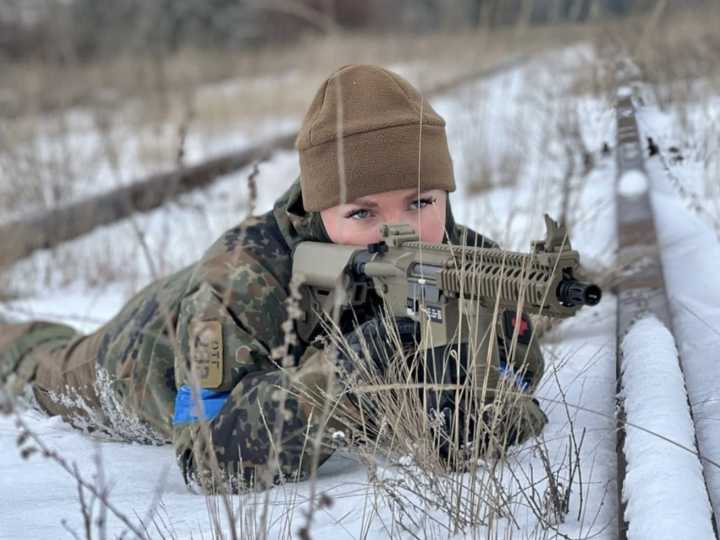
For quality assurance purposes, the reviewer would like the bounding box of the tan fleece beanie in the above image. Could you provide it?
[296,64,456,212]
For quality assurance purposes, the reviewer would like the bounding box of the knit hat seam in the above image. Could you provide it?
[308,79,330,148]
[379,68,423,116]
[301,121,445,150]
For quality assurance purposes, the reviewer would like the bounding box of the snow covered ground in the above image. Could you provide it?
[2,47,627,539]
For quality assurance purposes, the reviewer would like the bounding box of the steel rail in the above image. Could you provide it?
[614,92,719,540]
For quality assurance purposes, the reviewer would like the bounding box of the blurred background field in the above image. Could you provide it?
[1,0,718,302]
[1,0,719,312]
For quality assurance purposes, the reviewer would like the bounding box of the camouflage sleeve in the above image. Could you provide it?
[171,245,352,492]
[173,343,352,492]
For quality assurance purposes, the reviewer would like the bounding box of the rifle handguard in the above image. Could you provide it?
[292,215,602,343]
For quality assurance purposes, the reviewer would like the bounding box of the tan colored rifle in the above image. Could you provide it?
[292,215,601,376]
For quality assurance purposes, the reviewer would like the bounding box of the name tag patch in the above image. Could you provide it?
[189,320,223,389]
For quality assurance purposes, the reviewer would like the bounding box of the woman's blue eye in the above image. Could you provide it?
[410,198,436,210]
[347,209,371,219]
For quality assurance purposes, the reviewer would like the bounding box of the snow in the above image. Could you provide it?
[1,47,622,539]
[636,102,720,523]
[0,284,127,333]
[620,316,715,539]
[617,86,634,99]
[0,408,383,540]
[617,170,649,197]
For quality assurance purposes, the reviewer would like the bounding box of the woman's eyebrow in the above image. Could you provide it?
[349,198,379,209]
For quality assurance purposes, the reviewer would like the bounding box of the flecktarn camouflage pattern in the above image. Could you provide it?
[0,178,547,492]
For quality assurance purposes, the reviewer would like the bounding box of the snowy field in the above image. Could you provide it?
[1,43,718,539]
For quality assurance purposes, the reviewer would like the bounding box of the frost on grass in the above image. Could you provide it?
[620,316,714,539]
[41,369,170,445]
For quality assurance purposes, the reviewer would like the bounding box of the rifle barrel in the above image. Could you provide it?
[557,280,602,307]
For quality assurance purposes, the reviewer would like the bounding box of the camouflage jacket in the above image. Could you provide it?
[95,179,545,490]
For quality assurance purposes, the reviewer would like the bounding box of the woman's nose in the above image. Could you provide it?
[383,210,406,225]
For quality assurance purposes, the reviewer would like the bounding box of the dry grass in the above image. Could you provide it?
[454,89,529,196]
[603,2,720,239]
[1,29,567,121]
[562,3,720,103]
[554,2,720,240]
[0,114,92,213]
[112,28,574,143]
[628,3,720,110]
[0,26,581,221]
[153,271,592,540]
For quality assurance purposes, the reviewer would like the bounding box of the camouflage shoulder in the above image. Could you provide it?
[198,209,294,293]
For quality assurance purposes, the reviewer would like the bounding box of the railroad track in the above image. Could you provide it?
[0,55,526,272]
[614,90,719,539]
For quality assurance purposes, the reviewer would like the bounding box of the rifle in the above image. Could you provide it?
[291,215,601,378]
